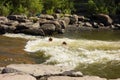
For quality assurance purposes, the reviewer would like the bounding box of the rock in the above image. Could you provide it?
[62,70,83,77]
[83,76,107,80]
[0,16,8,23]
[5,64,72,77]
[61,17,70,25]
[53,14,61,19]
[93,14,113,26]
[39,20,62,34]
[47,76,107,80]
[29,17,39,23]
[2,68,22,74]
[0,24,16,33]
[0,25,6,34]
[0,73,36,80]
[78,16,85,21]
[55,9,62,13]
[7,15,27,21]
[39,14,54,20]
[41,23,56,35]
[109,78,120,80]
[0,67,4,73]
[114,24,120,28]
[20,28,45,36]
[69,14,78,24]
[59,20,67,29]
[15,23,29,30]
[92,22,99,28]
[5,21,19,27]
[83,22,92,27]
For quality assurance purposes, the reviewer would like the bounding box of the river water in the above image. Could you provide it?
[1,30,120,79]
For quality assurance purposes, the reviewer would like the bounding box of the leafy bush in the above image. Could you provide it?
[87,0,120,15]
[0,4,11,16]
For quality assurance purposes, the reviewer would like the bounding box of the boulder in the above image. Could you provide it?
[59,20,67,29]
[41,23,56,35]
[0,16,8,23]
[0,24,16,33]
[5,21,19,27]
[83,22,92,27]
[7,15,27,21]
[39,20,62,34]
[39,14,54,20]
[15,23,29,30]
[62,70,83,77]
[47,76,106,80]
[20,28,45,36]
[0,73,36,80]
[29,17,39,23]
[53,14,61,19]
[55,9,62,13]
[93,14,113,26]
[78,16,85,21]
[92,22,99,28]
[69,14,78,24]
[4,64,73,77]
[61,17,70,25]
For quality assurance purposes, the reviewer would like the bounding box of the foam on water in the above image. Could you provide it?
[24,37,120,68]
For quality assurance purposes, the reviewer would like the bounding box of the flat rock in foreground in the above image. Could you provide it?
[4,64,76,77]
[47,76,107,80]
[0,73,36,80]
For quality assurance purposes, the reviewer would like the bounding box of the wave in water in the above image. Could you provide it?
[24,37,120,68]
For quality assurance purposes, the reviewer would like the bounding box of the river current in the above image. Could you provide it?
[2,30,120,79]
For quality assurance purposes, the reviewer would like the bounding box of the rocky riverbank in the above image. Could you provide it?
[0,14,120,36]
[0,64,120,80]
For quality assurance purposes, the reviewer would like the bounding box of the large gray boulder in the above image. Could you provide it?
[93,14,113,26]
[0,73,36,80]
[41,23,56,35]
[40,20,63,34]
[4,64,73,77]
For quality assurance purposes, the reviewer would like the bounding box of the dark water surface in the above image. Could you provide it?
[0,36,35,66]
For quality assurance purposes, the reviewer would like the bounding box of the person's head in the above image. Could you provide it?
[62,41,67,45]
[49,37,53,42]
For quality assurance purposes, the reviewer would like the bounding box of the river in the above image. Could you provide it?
[0,30,120,79]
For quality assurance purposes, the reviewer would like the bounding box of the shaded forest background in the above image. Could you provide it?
[0,0,120,16]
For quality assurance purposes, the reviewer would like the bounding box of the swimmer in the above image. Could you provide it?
[49,37,53,42]
[62,41,67,45]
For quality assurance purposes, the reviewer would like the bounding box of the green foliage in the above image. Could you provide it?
[0,4,10,16]
[87,0,119,15]
[43,0,74,14]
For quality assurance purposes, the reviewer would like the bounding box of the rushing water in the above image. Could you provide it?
[3,30,120,79]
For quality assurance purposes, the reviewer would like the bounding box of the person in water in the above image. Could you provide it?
[62,41,67,45]
[49,37,53,42]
